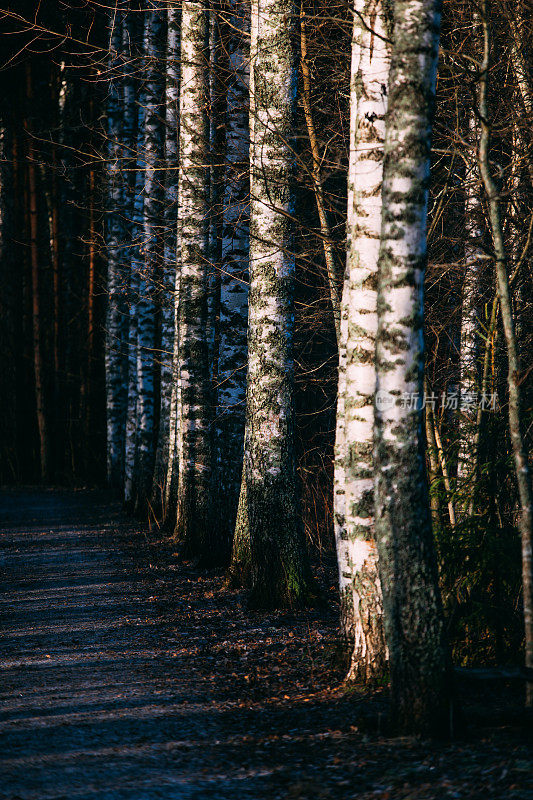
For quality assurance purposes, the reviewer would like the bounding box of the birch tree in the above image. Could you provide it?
[455,19,487,517]
[334,0,391,684]
[174,0,212,557]
[456,107,485,514]
[231,0,313,607]
[374,0,451,734]
[214,0,250,560]
[124,102,145,508]
[105,7,127,488]
[135,4,165,513]
[152,3,180,517]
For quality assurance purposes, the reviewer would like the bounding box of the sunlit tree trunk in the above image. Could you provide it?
[214,0,250,562]
[232,0,313,607]
[334,0,391,684]
[174,0,212,556]
[152,4,180,519]
[374,0,451,735]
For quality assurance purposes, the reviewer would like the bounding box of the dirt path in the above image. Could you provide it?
[0,489,531,800]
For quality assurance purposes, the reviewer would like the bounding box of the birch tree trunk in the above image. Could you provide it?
[206,5,222,384]
[174,0,213,557]
[106,5,138,491]
[133,6,165,514]
[124,103,146,508]
[335,0,391,684]
[232,0,313,607]
[229,0,259,588]
[477,0,533,706]
[374,0,452,735]
[214,0,250,562]
[152,4,180,517]
[456,103,485,515]
[105,10,124,488]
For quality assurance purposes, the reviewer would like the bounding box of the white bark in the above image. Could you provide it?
[174,0,212,556]
[335,0,391,683]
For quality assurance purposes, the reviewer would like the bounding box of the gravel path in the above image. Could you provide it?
[1,489,531,800]
[0,489,274,799]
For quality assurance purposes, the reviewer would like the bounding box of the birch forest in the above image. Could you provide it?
[0,0,533,791]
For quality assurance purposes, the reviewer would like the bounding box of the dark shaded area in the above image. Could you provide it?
[1,489,531,799]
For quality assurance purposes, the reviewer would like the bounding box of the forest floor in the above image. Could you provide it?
[0,488,531,800]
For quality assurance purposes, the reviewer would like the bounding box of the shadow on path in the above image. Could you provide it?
[0,489,531,800]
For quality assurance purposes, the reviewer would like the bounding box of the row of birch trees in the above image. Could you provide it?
[1,0,532,736]
[101,0,533,732]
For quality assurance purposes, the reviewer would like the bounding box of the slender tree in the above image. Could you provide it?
[374,0,452,734]
[105,7,128,489]
[456,33,486,517]
[174,0,212,556]
[299,2,341,340]
[133,5,165,513]
[152,3,181,519]
[124,102,145,508]
[25,64,50,482]
[477,0,533,706]
[214,0,250,561]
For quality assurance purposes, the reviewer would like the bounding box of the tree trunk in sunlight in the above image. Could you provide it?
[334,0,391,686]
